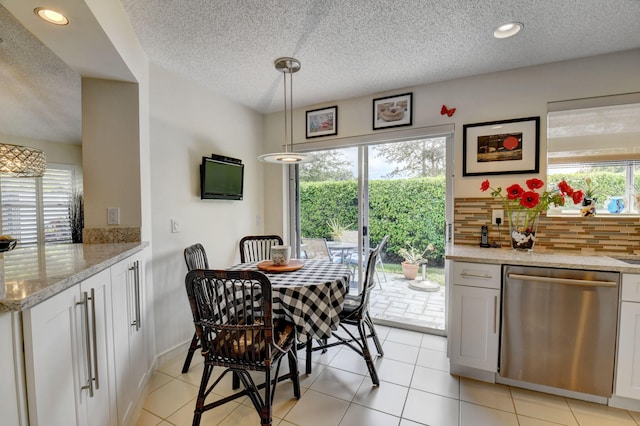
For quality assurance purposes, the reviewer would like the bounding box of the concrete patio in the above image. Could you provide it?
[349,268,446,332]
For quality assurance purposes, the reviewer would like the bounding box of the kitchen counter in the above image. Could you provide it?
[446,245,640,273]
[0,242,148,312]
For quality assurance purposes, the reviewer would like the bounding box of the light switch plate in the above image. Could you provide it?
[107,207,120,225]
[171,219,181,233]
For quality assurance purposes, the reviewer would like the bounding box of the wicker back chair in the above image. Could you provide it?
[306,245,384,385]
[239,235,284,263]
[185,269,300,426]
[182,243,211,373]
[301,238,332,260]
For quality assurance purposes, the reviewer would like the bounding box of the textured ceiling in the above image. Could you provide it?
[2,0,640,144]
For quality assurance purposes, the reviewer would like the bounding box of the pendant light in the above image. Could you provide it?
[259,57,311,164]
[0,143,47,177]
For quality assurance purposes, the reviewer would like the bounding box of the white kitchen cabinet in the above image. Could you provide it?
[615,273,640,400]
[23,268,115,426]
[111,253,148,425]
[449,261,501,375]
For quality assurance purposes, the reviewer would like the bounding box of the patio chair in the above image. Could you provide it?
[301,238,332,260]
[239,235,283,263]
[182,243,210,373]
[185,269,301,426]
[306,245,384,385]
[347,235,389,289]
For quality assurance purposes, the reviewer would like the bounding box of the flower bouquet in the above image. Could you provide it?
[481,178,583,251]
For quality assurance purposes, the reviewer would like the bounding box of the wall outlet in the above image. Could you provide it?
[492,209,504,225]
[107,207,120,225]
[171,219,181,233]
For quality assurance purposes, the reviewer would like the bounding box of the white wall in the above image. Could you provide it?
[148,64,265,354]
[262,49,640,233]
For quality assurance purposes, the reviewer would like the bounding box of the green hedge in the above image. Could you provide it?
[300,177,446,265]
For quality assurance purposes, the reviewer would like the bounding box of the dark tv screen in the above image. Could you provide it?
[200,157,244,200]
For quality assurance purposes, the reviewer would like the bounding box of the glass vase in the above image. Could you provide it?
[507,209,540,252]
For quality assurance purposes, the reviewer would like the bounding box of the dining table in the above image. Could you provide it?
[226,258,351,343]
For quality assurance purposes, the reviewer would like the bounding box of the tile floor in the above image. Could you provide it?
[137,327,640,426]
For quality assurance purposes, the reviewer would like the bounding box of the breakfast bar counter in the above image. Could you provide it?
[0,242,148,312]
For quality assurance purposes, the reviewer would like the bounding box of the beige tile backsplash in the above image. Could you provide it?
[454,198,640,255]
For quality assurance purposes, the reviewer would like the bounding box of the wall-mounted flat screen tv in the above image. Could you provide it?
[200,156,244,200]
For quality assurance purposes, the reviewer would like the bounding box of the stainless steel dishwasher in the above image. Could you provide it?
[500,265,619,397]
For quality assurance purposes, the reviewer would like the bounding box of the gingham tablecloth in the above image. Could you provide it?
[227,258,351,341]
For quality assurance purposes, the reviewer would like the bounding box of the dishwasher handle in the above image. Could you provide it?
[507,273,617,287]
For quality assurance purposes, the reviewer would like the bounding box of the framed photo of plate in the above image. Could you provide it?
[373,92,413,130]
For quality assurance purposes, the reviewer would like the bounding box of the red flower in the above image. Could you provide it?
[526,178,544,190]
[506,184,525,200]
[557,180,574,196]
[572,190,585,205]
[481,180,490,192]
[520,191,540,208]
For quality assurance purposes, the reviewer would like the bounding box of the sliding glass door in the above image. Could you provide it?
[295,131,452,334]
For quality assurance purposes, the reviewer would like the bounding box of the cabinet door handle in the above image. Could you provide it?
[460,272,492,279]
[493,295,498,334]
[77,291,94,397]
[89,288,99,390]
[130,261,141,331]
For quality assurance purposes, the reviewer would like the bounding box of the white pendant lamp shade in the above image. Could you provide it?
[0,143,47,177]
[259,57,311,164]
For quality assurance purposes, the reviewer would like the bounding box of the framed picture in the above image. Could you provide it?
[373,93,412,130]
[306,106,338,138]
[462,116,540,176]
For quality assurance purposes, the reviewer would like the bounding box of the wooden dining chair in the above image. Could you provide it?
[185,269,301,426]
[239,235,283,263]
[182,243,210,373]
[306,244,384,385]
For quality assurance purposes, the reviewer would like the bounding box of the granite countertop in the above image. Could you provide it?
[0,242,148,312]
[446,244,640,273]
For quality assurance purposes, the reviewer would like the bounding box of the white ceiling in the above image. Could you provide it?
[2,0,640,144]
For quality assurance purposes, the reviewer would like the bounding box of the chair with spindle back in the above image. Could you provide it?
[239,235,284,263]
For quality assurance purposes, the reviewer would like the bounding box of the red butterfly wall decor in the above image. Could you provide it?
[441,105,456,117]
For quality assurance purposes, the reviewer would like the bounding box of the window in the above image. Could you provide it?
[547,95,640,216]
[1,164,76,245]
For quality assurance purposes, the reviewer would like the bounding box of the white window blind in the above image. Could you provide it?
[0,164,76,245]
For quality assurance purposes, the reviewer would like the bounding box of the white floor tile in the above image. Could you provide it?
[566,398,637,426]
[167,397,239,426]
[511,388,578,426]
[399,420,425,426]
[329,346,374,376]
[459,377,515,413]
[420,334,447,352]
[402,388,459,426]
[146,371,174,394]
[517,415,567,425]
[143,379,199,419]
[284,389,350,426]
[386,328,424,347]
[353,380,409,417]
[373,357,415,387]
[309,365,365,401]
[340,403,401,425]
[459,401,518,426]
[382,340,420,364]
[415,346,450,372]
[135,409,163,426]
[410,365,459,399]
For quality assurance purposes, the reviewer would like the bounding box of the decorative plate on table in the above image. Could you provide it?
[0,238,17,252]
[257,260,304,273]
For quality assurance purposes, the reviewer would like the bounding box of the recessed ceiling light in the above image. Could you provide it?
[34,7,69,26]
[494,22,522,39]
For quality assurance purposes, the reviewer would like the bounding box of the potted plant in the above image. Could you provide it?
[398,242,435,280]
[327,218,350,242]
